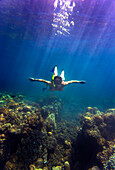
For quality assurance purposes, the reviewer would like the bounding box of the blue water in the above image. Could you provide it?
[0,0,115,115]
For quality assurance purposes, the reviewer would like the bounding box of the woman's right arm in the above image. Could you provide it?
[29,78,51,84]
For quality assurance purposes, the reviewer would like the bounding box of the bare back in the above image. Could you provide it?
[49,81,65,91]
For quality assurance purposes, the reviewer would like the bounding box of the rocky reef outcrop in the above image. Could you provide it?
[0,93,76,170]
[0,93,115,170]
[71,107,115,170]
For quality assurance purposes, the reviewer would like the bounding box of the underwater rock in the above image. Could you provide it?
[86,107,102,115]
[93,107,102,115]
[75,125,80,133]
[48,131,53,136]
[106,108,115,113]
[29,164,35,170]
[0,93,48,169]
[86,107,93,113]
[39,96,63,118]
[88,166,100,170]
[8,102,19,109]
[100,113,115,140]
[52,166,62,170]
[47,113,56,126]
[93,115,103,126]
[71,107,115,170]
[41,106,49,119]
[103,153,115,169]
[71,127,103,169]
[22,105,32,112]
[17,94,24,100]
[0,114,5,122]
[34,158,44,168]
[64,161,70,170]
[45,113,56,132]
[64,140,71,149]
[3,93,115,170]
[0,96,75,170]
[46,136,57,152]
[43,167,48,170]
[0,107,8,115]
[2,94,12,100]
[0,100,6,107]
[9,94,24,102]
[103,113,115,125]
[82,116,94,130]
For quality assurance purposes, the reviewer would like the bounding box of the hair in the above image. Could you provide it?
[54,76,62,85]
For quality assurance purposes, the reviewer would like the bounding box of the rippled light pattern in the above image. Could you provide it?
[52,0,75,36]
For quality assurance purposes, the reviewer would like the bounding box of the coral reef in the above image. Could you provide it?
[40,96,63,119]
[0,93,74,170]
[71,107,115,170]
[0,93,115,170]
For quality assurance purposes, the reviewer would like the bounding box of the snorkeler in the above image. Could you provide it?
[29,65,86,91]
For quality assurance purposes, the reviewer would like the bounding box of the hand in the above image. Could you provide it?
[80,81,86,84]
[29,78,35,81]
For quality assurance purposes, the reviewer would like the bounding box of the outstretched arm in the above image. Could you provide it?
[64,80,86,86]
[29,78,51,84]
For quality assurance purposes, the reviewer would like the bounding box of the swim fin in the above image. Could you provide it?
[60,69,65,80]
[51,65,58,76]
